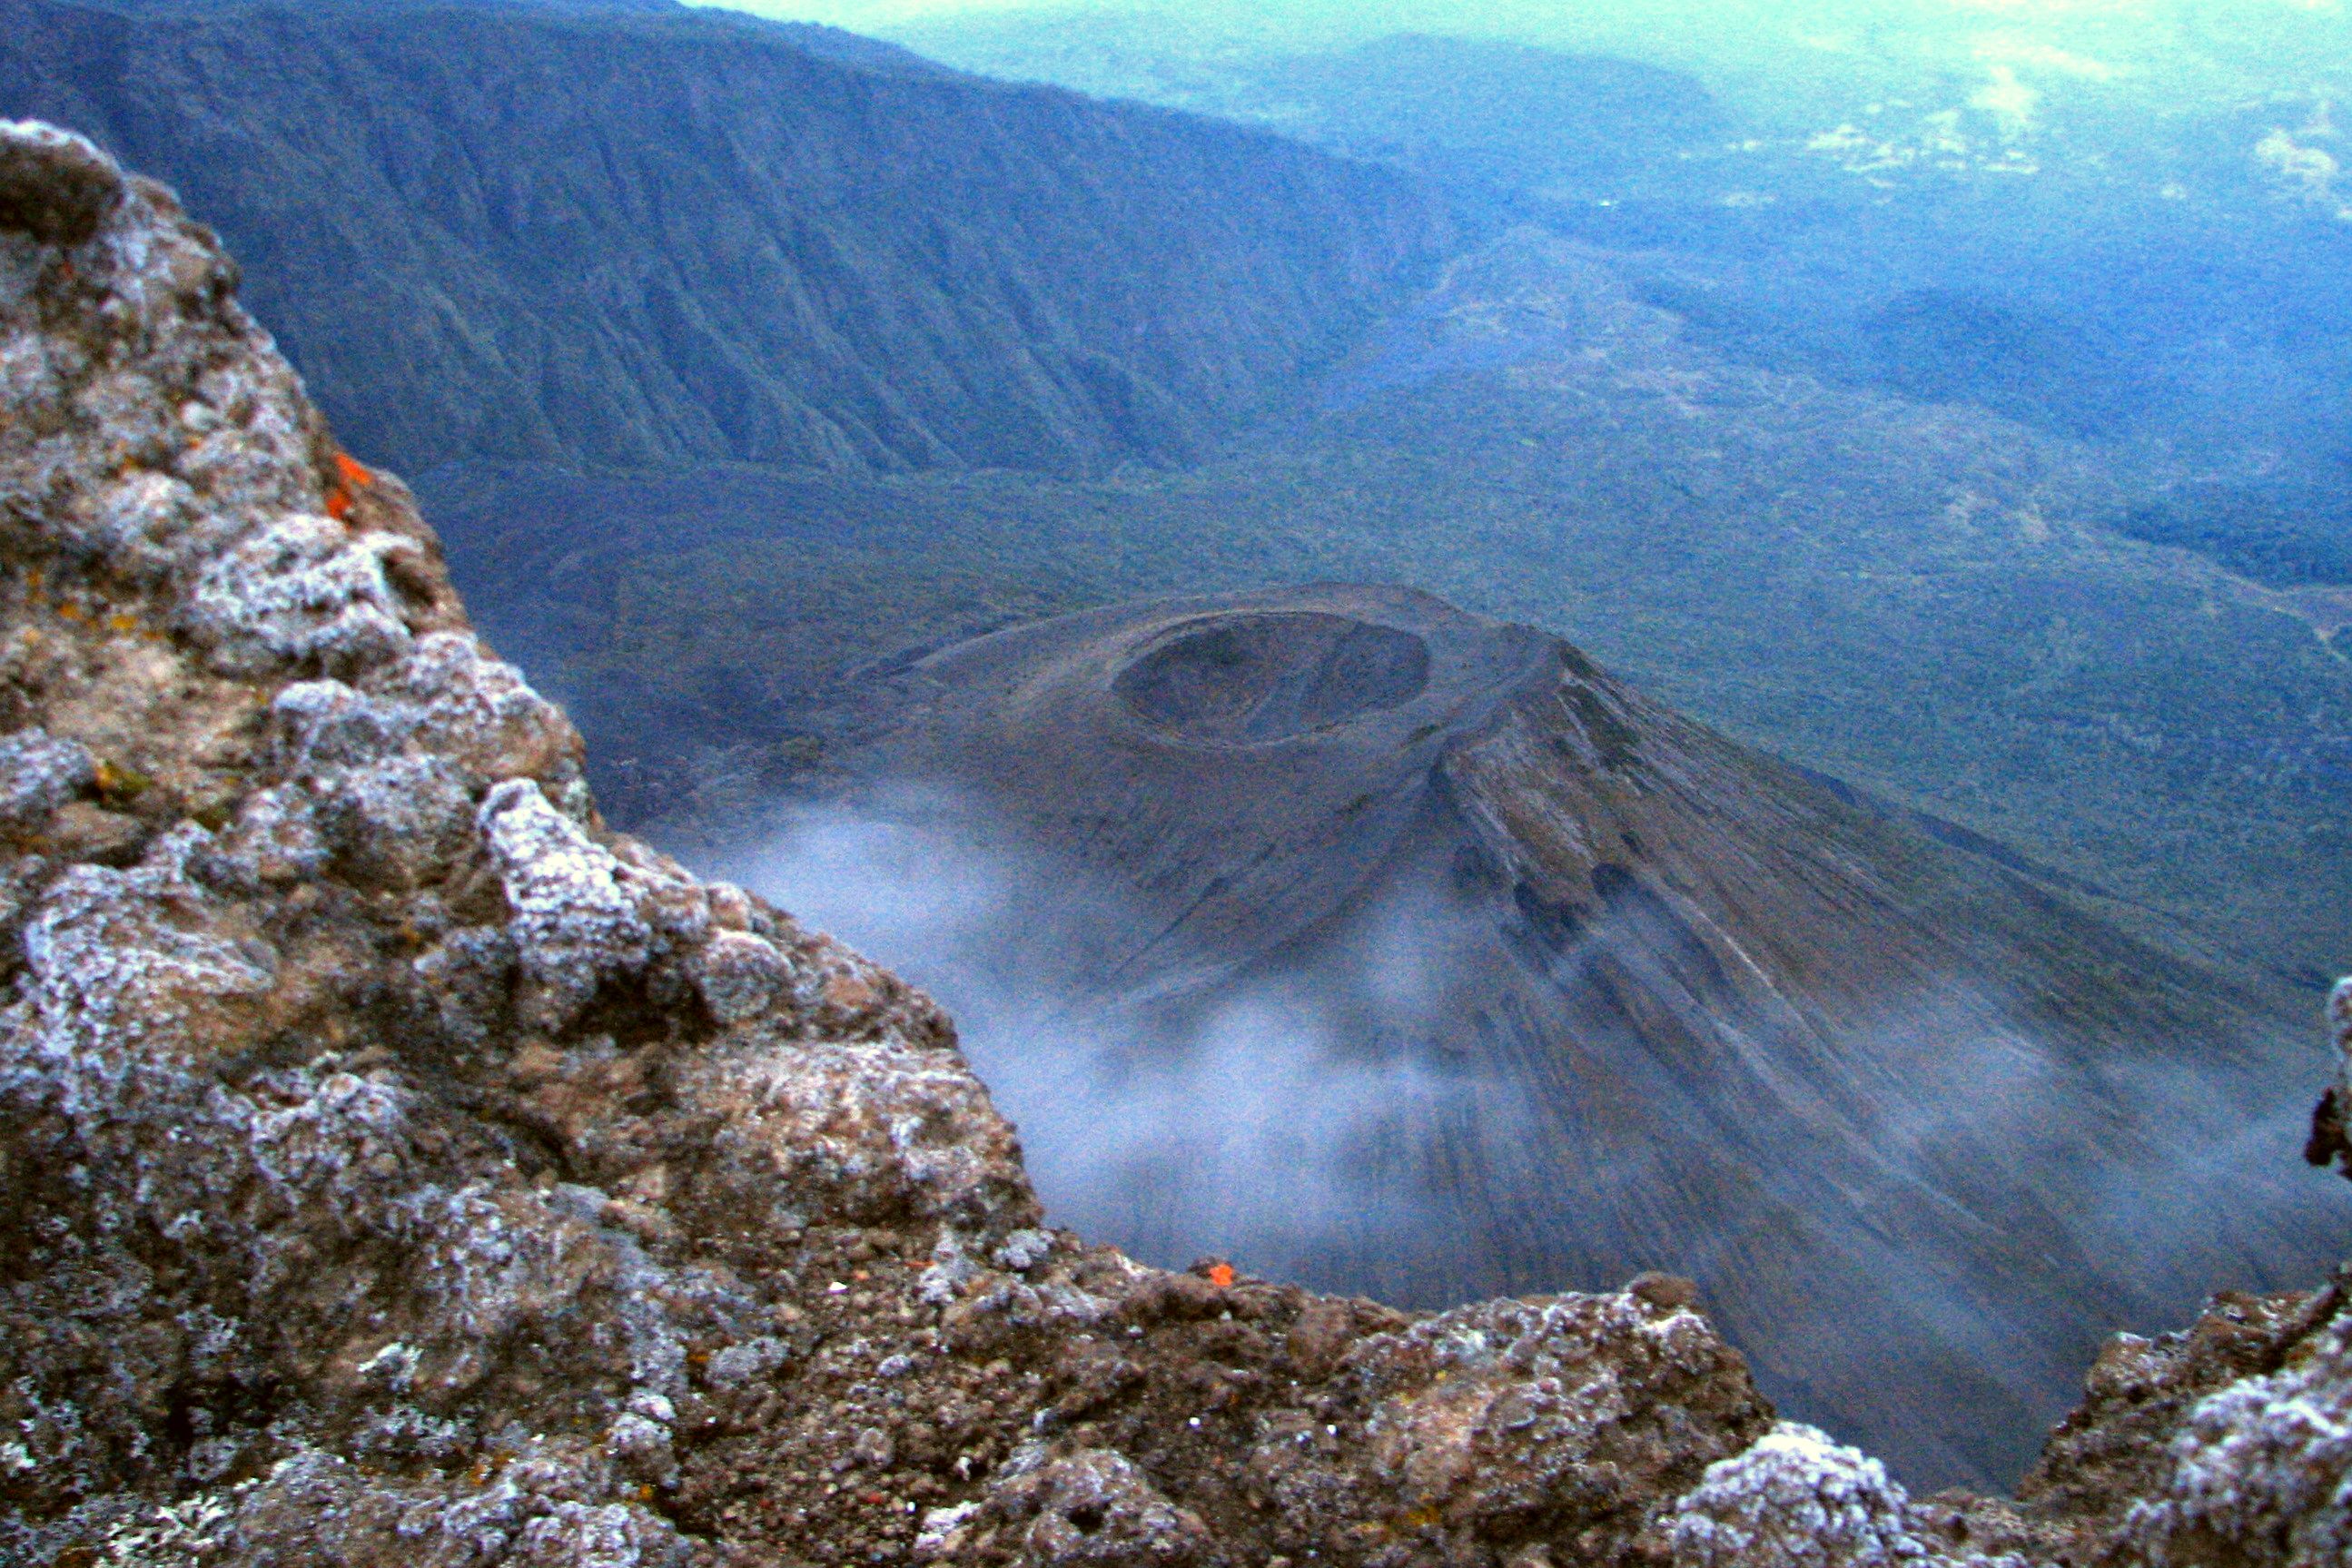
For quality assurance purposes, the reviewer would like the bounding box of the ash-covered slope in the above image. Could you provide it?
[801,584,2346,1490]
[5,119,2352,1568]
[0,0,1447,477]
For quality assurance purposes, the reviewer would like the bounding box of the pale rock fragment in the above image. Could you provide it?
[1670,1422,1960,1568]
[183,511,415,676]
[210,781,332,886]
[914,1500,981,1556]
[376,630,579,785]
[479,778,651,1031]
[321,752,474,890]
[693,927,792,1025]
[704,1336,790,1389]
[272,678,410,774]
[0,727,94,835]
[605,1412,677,1489]
[994,1227,1057,1272]
[964,1445,1229,1567]
[922,1227,983,1306]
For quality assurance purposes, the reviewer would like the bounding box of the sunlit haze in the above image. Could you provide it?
[703,0,2352,113]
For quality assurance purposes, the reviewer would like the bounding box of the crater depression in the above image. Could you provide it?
[1112,611,1434,743]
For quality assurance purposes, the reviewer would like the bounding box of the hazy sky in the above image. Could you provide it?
[700,0,2352,103]
[698,0,1048,22]
[708,0,2350,34]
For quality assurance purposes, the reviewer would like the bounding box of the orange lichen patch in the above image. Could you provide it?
[54,600,84,623]
[1208,1263,1236,1289]
[324,451,374,522]
[106,613,138,635]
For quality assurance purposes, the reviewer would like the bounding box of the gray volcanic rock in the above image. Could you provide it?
[844,584,2348,1490]
[8,117,2352,1568]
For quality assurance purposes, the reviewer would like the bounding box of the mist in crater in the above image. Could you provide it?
[705,786,1514,1289]
[691,772,2350,1493]
[676,582,2349,1490]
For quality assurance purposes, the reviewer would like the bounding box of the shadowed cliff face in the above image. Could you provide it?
[718,585,2350,1491]
[0,0,1448,477]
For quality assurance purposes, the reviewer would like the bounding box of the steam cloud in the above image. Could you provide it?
[701,784,2342,1317]
[706,786,1506,1287]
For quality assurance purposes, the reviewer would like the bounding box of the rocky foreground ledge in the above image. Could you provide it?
[0,119,2348,1568]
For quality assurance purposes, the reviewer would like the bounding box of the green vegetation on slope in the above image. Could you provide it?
[0,0,1449,477]
[2116,485,2352,591]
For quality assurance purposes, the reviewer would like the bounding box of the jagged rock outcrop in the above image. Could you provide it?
[2,118,2350,1568]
